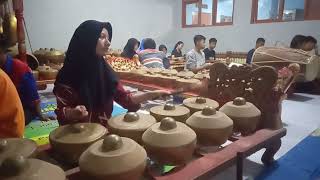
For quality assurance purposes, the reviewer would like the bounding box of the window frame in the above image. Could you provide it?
[182,0,235,28]
[251,0,319,24]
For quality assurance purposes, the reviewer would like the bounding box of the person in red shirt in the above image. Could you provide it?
[54,20,169,126]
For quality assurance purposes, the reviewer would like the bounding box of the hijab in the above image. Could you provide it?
[55,20,118,110]
[121,38,140,59]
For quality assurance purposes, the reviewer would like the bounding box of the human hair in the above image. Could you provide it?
[290,35,306,49]
[121,38,140,59]
[143,38,156,49]
[174,41,184,50]
[193,35,206,45]
[256,38,265,44]
[159,44,167,51]
[305,36,317,44]
[209,38,217,44]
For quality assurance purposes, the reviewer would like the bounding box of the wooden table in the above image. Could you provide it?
[36,79,200,98]
[36,80,55,90]
[120,79,198,97]
[37,128,286,180]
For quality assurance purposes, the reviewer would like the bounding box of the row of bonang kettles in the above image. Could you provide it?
[0,96,261,180]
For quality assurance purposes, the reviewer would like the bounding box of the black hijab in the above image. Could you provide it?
[121,38,140,59]
[55,20,118,110]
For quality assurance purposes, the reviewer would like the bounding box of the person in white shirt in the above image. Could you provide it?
[185,35,211,73]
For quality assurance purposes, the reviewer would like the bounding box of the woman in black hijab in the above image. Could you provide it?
[54,20,169,126]
[121,38,140,59]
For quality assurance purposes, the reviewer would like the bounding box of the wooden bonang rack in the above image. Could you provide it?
[37,128,286,180]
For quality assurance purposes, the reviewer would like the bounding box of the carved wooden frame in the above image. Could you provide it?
[206,62,289,131]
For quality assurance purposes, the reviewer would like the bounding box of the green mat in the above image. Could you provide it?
[24,102,128,145]
[24,102,59,145]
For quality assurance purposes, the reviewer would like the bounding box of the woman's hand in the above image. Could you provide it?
[149,90,171,99]
[39,115,51,122]
[131,90,171,104]
[65,105,89,121]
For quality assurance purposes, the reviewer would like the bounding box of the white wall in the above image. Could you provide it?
[24,0,176,51]
[170,0,320,53]
[24,0,320,53]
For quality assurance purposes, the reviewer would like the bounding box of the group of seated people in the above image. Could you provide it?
[120,35,219,73]
[121,34,318,75]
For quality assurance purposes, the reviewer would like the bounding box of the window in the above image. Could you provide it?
[283,0,304,21]
[185,3,199,26]
[257,0,280,21]
[182,0,234,28]
[200,0,213,26]
[216,0,234,23]
[252,0,320,23]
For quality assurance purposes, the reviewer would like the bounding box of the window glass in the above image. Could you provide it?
[201,0,213,25]
[186,3,199,25]
[283,0,304,21]
[257,0,280,20]
[217,0,234,23]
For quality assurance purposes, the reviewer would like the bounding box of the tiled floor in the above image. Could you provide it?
[39,86,320,179]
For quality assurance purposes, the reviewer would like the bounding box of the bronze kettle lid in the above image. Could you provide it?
[79,134,147,175]
[220,97,261,118]
[82,134,146,156]
[45,48,64,56]
[0,156,65,180]
[131,68,147,74]
[161,69,178,76]
[150,103,190,117]
[108,112,157,131]
[147,68,162,74]
[0,138,37,163]
[142,117,196,148]
[176,77,200,83]
[186,106,233,129]
[183,97,219,110]
[177,70,194,78]
[49,123,107,144]
[33,48,47,55]
[37,64,58,73]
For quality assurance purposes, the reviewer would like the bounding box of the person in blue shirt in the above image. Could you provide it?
[246,38,265,64]
[137,39,145,52]
[0,47,49,124]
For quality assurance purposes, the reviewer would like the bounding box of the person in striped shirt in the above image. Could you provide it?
[138,38,169,69]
